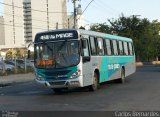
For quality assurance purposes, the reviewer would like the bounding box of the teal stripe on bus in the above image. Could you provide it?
[106,34,132,42]
[99,56,135,82]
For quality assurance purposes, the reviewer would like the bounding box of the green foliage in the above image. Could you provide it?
[5,48,24,59]
[90,15,160,61]
[6,50,12,59]
[14,48,22,59]
[90,23,112,33]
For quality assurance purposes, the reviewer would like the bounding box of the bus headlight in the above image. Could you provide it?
[70,70,81,79]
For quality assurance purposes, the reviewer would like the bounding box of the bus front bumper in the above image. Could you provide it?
[35,76,82,89]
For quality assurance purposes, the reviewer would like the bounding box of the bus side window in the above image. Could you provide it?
[105,39,112,55]
[123,41,129,55]
[89,36,97,55]
[116,40,120,55]
[118,41,124,55]
[97,37,105,56]
[112,40,118,55]
[131,43,135,55]
[128,42,133,55]
[81,39,90,57]
[110,40,114,55]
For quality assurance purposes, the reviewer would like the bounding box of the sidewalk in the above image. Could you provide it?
[136,61,160,67]
[0,73,34,87]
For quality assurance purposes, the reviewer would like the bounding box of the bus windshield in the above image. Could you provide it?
[34,41,80,68]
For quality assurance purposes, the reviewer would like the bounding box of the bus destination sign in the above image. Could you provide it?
[40,33,74,40]
[35,30,78,42]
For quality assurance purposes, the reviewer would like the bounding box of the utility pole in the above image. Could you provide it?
[72,0,77,28]
[68,18,70,29]
[56,22,58,29]
[12,0,15,45]
[46,0,49,30]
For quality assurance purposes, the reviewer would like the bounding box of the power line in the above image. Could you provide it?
[83,18,94,24]
[81,0,94,16]
[0,11,65,25]
[77,0,94,22]
[0,2,71,14]
[76,0,121,24]
[94,0,120,16]
[0,21,63,29]
[0,22,47,30]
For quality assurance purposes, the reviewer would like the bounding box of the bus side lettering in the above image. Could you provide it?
[108,64,120,70]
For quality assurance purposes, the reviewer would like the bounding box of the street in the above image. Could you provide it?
[0,66,160,111]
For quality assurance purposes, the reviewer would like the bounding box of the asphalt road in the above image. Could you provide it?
[0,66,160,111]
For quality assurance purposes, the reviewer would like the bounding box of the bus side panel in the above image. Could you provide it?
[82,57,99,87]
[99,56,136,83]
[99,57,110,82]
[100,56,120,83]
[123,57,136,77]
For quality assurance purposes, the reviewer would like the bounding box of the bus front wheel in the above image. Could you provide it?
[89,72,99,91]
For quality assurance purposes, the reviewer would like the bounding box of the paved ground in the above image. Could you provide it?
[0,66,160,112]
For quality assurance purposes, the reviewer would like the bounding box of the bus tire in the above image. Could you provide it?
[119,68,125,83]
[115,68,125,83]
[89,72,99,91]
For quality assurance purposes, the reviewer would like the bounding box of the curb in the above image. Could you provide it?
[0,79,33,87]
[0,73,34,87]
[136,61,160,67]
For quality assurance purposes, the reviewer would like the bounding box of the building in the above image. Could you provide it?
[68,4,85,29]
[0,0,67,50]
[23,0,67,44]
[0,16,5,46]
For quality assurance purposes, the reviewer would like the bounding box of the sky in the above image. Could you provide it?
[0,0,3,15]
[67,0,160,25]
[0,0,160,25]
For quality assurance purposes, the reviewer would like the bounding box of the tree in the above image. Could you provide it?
[6,50,13,60]
[14,48,22,59]
[90,23,111,34]
[90,14,160,61]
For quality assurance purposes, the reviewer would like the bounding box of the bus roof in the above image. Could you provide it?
[35,29,132,42]
[78,29,132,42]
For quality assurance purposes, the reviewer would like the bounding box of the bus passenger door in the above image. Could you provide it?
[81,39,92,87]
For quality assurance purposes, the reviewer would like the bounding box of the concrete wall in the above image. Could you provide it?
[30,0,67,41]
[0,16,5,45]
[4,0,24,48]
[1,0,67,49]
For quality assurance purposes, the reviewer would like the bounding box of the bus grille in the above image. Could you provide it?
[49,81,66,86]
[43,70,71,77]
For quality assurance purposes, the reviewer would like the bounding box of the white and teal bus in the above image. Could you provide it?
[32,29,136,92]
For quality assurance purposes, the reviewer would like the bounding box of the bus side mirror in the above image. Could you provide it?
[27,50,30,59]
[82,40,87,49]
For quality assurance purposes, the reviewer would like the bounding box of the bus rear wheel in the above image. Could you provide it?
[121,68,125,83]
[118,68,125,83]
[89,73,99,91]
[115,68,125,83]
